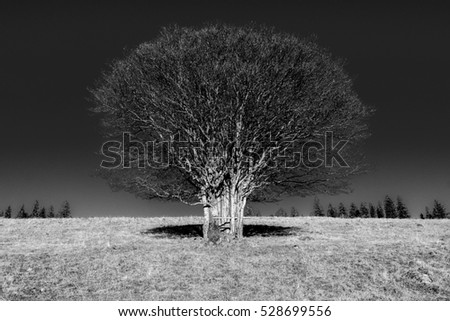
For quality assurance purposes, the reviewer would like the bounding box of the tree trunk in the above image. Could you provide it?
[235,196,246,239]
[202,195,211,239]
[203,190,247,239]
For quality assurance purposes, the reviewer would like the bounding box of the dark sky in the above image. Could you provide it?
[1,1,449,217]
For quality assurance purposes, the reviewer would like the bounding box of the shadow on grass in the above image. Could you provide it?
[141,224,302,238]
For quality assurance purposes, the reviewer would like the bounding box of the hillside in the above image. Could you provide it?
[1,217,449,300]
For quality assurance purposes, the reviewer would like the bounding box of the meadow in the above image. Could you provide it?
[1,216,449,300]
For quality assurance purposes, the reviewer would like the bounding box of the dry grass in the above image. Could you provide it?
[1,216,449,300]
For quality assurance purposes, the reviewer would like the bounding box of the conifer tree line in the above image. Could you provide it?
[0,201,72,219]
[245,205,302,217]
[245,195,449,218]
[311,196,449,219]
[419,200,448,219]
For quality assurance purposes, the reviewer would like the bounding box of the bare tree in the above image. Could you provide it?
[91,25,372,239]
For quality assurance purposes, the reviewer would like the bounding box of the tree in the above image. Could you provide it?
[384,195,397,218]
[376,202,385,218]
[327,204,337,218]
[425,206,432,219]
[4,206,12,219]
[290,206,300,217]
[420,213,425,219]
[327,204,339,217]
[369,203,376,218]
[16,205,28,219]
[31,200,40,218]
[360,202,369,218]
[312,197,325,217]
[349,202,359,218]
[338,202,348,218]
[38,207,46,219]
[58,201,72,218]
[396,197,410,219]
[91,24,372,239]
[274,208,288,217]
[47,205,55,218]
[432,200,446,219]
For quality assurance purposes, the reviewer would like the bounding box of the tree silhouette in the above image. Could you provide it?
[16,205,28,219]
[338,202,348,218]
[327,204,338,218]
[396,197,410,219]
[31,200,40,218]
[376,202,385,218]
[384,196,397,218]
[38,207,46,219]
[360,203,369,218]
[47,205,55,218]
[432,200,446,219]
[312,197,325,217]
[369,203,376,218]
[91,24,372,239]
[58,201,72,218]
[349,202,359,218]
[4,206,12,219]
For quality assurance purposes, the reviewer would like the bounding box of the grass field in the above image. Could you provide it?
[1,216,449,300]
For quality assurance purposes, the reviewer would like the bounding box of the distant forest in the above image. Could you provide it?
[0,200,71,219]
[247,195,449,219]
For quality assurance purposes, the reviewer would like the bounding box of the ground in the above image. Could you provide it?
[1,216,449,300]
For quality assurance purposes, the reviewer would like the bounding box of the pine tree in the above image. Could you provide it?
[31,200,40,218]
[47,205,55,218]
[312,197,324,217]
[38,207,46,218]
[376,202,385,218]
[384,195,397,218]
[290,207,300,217]
[58,201,72,218]
[396,196,410,219]
[16,205,28,219]
[432,200,446,219]
[327,204,337,218]
[274,207,288,217]
[4,206,12,219]
[338,202,348,218]
[420,213,425,219]
[369,203,376,218]
[425,206,432,219]
[360,203,369,218]
[349,203,359,218]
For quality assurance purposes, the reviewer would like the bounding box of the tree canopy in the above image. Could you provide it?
[91,24,372,237]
